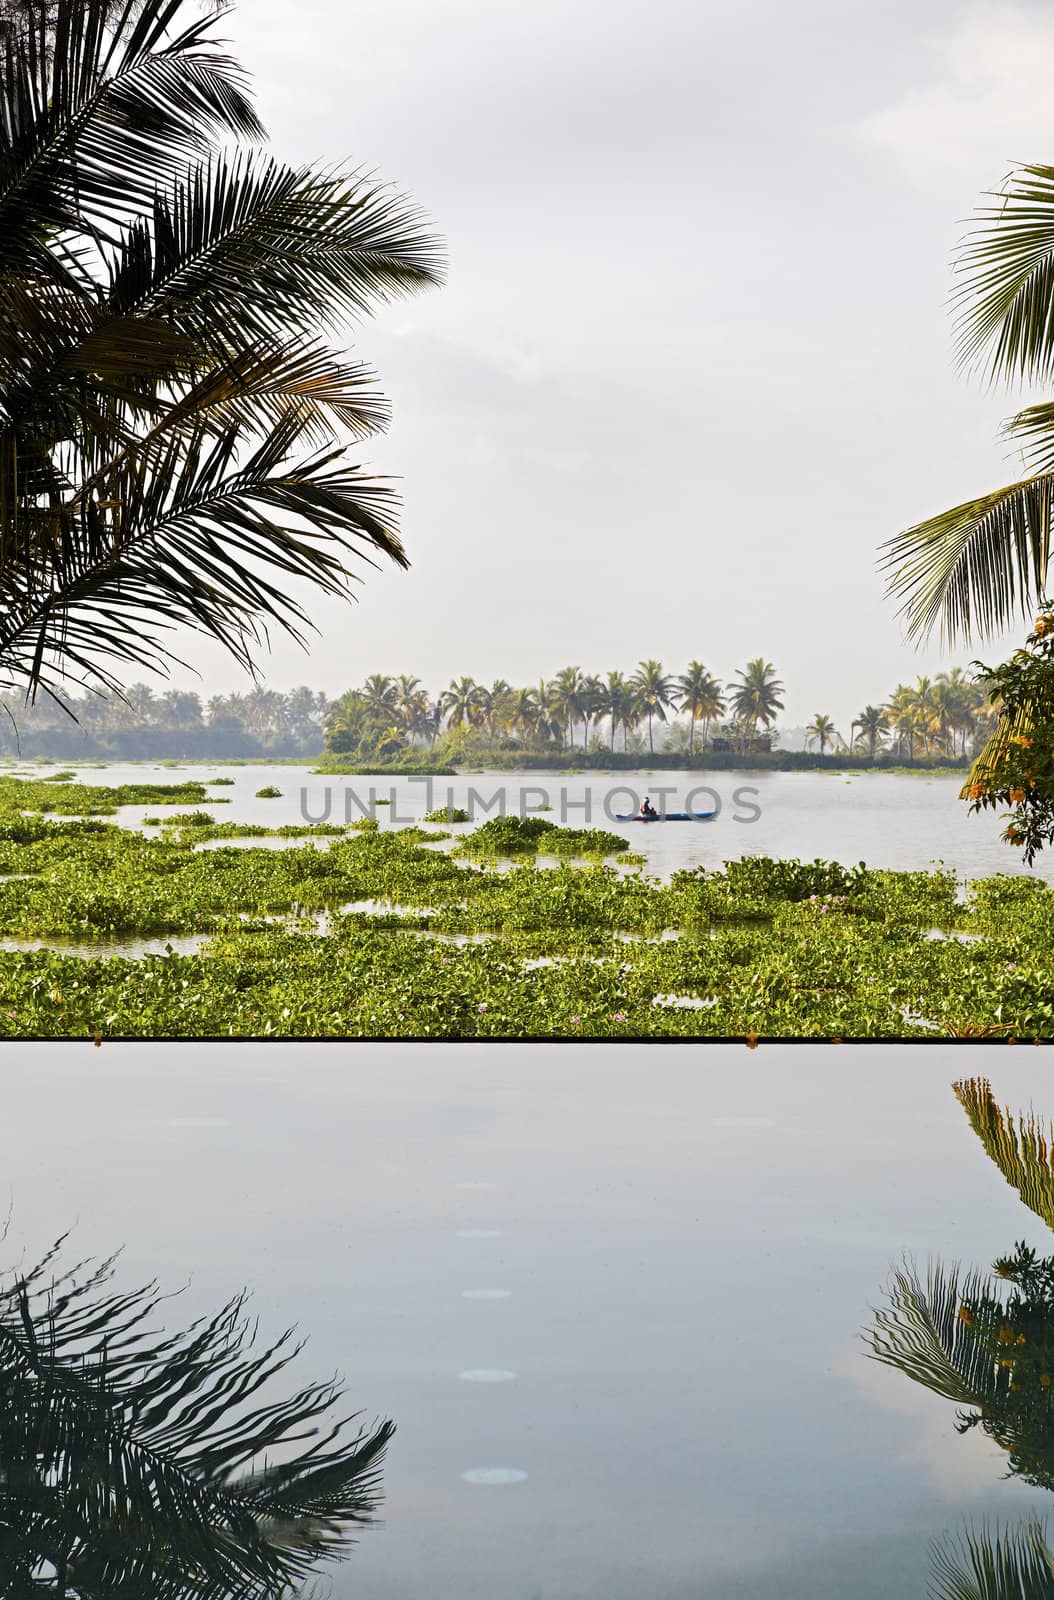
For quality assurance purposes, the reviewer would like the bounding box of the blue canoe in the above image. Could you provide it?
[615,811,716,822]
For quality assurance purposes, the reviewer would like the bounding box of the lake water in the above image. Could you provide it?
[10,761,1051,882]
[5,1044,1054,1598]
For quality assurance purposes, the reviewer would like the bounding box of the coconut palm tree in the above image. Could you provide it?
[729,659,784,744]
[630,660,675,755]
[532,679,563,746]
[0,0,443,710]
[324,689,370,754]
[393,674,424,731]
[474,679,512,748]
[936,666,981,756]
[361,674,398,728]
[882,163,1054,646]
[2,1233,393,1597]
[550,666,591,751]
[675,662,724,755]
[804,713,837,755]
[440,676,482,731]
[593,670,631,752]
[852,705,889,758]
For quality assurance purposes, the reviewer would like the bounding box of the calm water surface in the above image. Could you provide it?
[11,761,1052,881]
[6,1043,1054,1598]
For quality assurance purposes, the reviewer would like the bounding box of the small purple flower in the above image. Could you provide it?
[612,1011,627,1022]
[570,1015,581,1024]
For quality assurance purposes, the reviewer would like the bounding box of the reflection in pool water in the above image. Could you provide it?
[869,1077,1054,1596]
[11,1045,1054,1598]
[0,1238,392,1597]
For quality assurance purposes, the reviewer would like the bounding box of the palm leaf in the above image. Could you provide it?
[0,0,264,279]
[882,474,1054,644]
[954,164,1054,385]
[954,1078,1054,1235]
[930,1523,1054,1600]
[107,153,444,349]
[0,418,407,699]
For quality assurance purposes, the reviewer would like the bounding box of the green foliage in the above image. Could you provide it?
[0,0,443,702]
[0,776,1050,1037]
[423,805,470,822]
[255,786,283,798]
[455,815,625,857]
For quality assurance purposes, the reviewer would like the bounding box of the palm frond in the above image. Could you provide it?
[954,1078,1054,1235]
[930,1522,1054,1600]
[954,164,1054,385]
[1005,404,1054,475]
[882,475,1054,644]
[107,153,444,349]
[0,418,406,699]
[866,1259,1003,1407]
[0,0,264,279]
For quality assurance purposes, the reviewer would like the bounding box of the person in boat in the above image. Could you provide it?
[638,796,657,819]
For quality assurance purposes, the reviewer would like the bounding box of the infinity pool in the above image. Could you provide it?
[6,1042,1054,1597]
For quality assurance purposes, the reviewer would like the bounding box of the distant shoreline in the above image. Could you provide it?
[1,753,972,777]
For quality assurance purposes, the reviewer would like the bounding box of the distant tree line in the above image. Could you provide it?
[324,660,994,765]
[0,661,994,763]
[0,685,328,758]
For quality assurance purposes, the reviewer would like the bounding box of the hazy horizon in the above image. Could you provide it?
[120,0,1054,726]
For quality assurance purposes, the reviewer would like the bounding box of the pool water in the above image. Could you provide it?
[6,1043,1054,1598]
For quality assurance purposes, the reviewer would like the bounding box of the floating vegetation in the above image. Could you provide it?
[423,806,470,823]
[454,815,626,857]
[255,785,283,798]
[0,776,1048,1039]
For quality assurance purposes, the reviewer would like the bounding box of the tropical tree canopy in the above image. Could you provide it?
[883,164,1054,646]
[0,0,443,707]
[0,1233,393,1597]
[729,658,783,735]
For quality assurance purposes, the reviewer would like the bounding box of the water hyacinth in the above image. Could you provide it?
[0,776,1049,1038]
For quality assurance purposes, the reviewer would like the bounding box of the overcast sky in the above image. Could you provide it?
[157,0,1054,726]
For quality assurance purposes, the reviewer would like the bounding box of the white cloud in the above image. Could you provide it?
[859,4,1054,183]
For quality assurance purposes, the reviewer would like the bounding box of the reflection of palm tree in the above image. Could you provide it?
[930,1521,1054,1600]
[1,1237,392,1598]
[955,1076,1054,1232]
[868,1080,1054,1500]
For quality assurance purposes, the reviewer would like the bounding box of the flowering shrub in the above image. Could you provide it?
[965,602,1054,860]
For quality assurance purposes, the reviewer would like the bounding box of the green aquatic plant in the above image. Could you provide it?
[255,786,283,799]
[423,806,470,823]
[455,815,626,857]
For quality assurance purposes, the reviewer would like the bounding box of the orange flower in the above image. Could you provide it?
[1017,1333,1028,1345]
[959,1305,973,1326]
[1041,1374,1052,1387]
[1001,1357,1015,1368]
[1010,788,1026,803]
[968,783,984,800]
